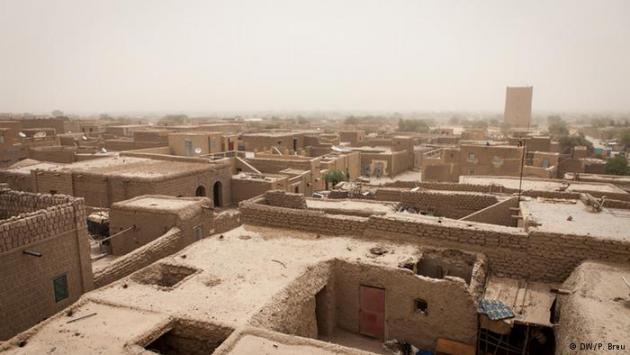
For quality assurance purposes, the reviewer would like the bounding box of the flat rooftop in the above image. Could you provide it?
[115,195,206,212]
[306,198,397,215]
[520,198,630,241]
[232,172,285,182]
[4,159,66,175]
[241,131,304,137]
[20,155,214,179]
[349,146,392,154]
[461,176,627,194]
[0,225,445,354]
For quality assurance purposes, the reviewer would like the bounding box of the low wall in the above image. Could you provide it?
[265,190,307,209]
[373,188,498,219]
[214,210,242,234]
[240,197,630,283]
[460,196,519,227]
[93,227,183,288]
[240,197,368,236]
[399,190,498,219]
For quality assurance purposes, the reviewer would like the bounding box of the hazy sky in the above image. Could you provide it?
[1,0,629,114]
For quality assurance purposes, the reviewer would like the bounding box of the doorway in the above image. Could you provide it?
[195,185,206,197]
[359,285,385,340]
[213,181,222,207]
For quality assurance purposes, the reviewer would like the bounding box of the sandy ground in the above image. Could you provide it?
[520,198,630,240]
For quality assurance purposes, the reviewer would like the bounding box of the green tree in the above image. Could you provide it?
[558,134,593,154]
[547,115,569,136]
[398,118,430,133]
[605,155,630,175]
[158,114,189,126]
[324,169,347,188]
[617,129,630,150]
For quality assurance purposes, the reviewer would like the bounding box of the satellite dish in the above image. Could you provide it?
[82,135,88,141]
[194,147,202,154]
[34,131,47,138]
[18,132,26,138]
[101,148,108,153]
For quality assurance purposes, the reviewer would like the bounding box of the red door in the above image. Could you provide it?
[359,286,385,339]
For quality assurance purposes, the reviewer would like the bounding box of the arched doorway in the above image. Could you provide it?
[213,181,222,207]
[195,185,206,197]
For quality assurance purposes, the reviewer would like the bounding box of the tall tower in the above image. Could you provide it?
[504,86,533,128]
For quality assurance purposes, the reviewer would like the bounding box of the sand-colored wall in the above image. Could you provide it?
[239,194,630,283]
[250,259,478,349]
[109,198,213,256]
[504,86,533,127]
[460,196,519,226]
[333,261,477,348]
[0,190,93,340]
[93,227,184,288]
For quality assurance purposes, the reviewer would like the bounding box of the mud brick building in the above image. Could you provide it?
[0,188,93,340]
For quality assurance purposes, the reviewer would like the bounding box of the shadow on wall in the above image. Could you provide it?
[250,256,483,351]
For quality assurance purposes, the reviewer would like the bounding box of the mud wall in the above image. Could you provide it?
[250,261,333,338]
[93,227,183,288]
[0,190,93,340]
[264,190,307,209]
[460,196,519,226]
[249,259,477,349]
[214,210,242,234]
[399,190,498,219]
[240,197,630,283]
[240,197,367,236]
[333,261,477,349]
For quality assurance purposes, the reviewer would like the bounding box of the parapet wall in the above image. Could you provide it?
[382,180,630,202]
[401,190,497,219]
[460,196,519,226]
[214,210,242,234]
[265,190,307,209]
[369,188,499,218]
[240,194,630,283]
[0,190,78,252]
[240,197,367,236]
[93,227,183,288]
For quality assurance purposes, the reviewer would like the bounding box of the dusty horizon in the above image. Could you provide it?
[1,0,629,113]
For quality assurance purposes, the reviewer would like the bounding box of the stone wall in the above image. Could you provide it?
[0,190,93,340]
[93,227,183,288]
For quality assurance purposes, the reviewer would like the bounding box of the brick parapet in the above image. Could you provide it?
[239,197,630,282]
